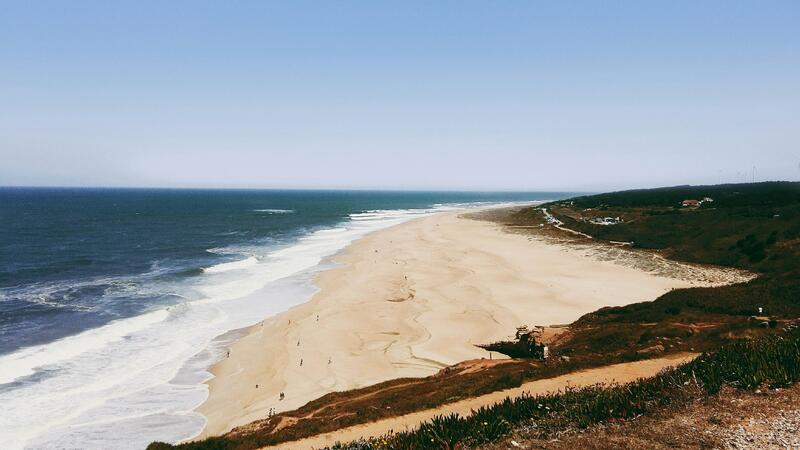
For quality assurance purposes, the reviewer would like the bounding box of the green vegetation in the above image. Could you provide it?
[527,182,800,274]
[329,327,800,450]
[564,181,799,210]
[559,276,800,361]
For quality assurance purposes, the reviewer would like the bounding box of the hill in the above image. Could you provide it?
[521,182,800,273]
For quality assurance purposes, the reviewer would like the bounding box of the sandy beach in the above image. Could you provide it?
[196,209,730,438]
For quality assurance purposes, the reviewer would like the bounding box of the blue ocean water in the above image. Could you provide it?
[0,188,570,449]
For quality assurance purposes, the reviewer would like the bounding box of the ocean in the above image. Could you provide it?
[0,188,570,449]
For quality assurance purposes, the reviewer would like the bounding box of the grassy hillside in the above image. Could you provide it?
[566,181,800,209]
[518,182,800,274]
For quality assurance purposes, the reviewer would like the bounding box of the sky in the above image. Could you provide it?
[1,1,798,191]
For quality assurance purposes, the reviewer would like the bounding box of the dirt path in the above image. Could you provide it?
[263,352,698,449]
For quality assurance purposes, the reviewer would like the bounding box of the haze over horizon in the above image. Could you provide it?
[1,1,798,191]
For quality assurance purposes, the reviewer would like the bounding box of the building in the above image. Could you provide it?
[681,199,700,207]
[589,216,623,225]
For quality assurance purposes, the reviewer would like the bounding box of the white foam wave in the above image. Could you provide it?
[0,309,169,386]
[252,209,294,214]
[202,256,259,274]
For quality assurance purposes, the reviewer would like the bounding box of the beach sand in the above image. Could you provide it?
[196,210,719,438]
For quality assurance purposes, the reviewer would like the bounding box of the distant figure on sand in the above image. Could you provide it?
[280,392,284,401]
[300,358,303,366]
[328,356,332,364]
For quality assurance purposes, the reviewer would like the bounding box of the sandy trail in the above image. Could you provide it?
[264,352,698,449]
[196,210,718,438]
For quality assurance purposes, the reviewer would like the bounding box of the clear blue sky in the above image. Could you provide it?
[1,1,798,191]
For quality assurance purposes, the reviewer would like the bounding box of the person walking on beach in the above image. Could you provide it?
[280,392,284,401]
[300,358,303,366]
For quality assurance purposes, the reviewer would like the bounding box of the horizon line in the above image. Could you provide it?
[0,180,791,193]
[0,184,591,194]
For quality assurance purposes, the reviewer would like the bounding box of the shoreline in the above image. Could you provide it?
[193,208,729,439]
